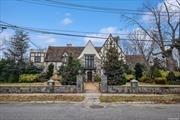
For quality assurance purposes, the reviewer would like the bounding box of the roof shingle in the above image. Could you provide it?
[45,46,101,62]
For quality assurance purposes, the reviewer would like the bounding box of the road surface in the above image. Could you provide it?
[0,103,179,120]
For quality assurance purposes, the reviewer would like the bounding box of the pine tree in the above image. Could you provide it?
[134,63,144,80]
[59,54,82,85]
[46,63,54,79]
[103,38,126,85]
[4,30,29,65]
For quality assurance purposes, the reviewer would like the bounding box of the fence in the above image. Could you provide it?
[0,74,84,93]
[100,74,180,94]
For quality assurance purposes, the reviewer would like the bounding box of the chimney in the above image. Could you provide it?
[67,44,72,47]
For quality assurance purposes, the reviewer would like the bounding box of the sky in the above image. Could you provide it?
[0,0,167,50]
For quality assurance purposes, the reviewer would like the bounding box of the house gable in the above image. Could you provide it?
[100,34,125,61]
[78,40,101,59]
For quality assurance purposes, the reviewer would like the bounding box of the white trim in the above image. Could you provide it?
[78,40,101,59]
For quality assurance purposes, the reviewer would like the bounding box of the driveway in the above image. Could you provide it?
[0,103,179,120]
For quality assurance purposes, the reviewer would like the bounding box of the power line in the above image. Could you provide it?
[28,39,41,49]
[17,0,180,17]
[0,21,172,42]
[46,0,179,14]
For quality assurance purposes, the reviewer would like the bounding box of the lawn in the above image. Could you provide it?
[0,81,62,86]
[100,94,180,104]
[0,94,85,102]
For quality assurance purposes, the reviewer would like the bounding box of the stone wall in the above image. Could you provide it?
[107,86,180,94]
[0,85,77,93]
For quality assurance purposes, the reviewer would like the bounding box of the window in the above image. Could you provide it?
[63,56,68,63]
[85,55,94,69]
[34,56,41,63]
[63,53,68,63]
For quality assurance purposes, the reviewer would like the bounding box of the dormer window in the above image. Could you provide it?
[63,52,68,63]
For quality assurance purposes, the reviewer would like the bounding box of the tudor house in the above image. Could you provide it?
[30,34,144,82]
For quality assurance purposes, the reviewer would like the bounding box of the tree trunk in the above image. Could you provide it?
[166,55,176,71]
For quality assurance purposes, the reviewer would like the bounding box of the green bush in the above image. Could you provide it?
[24,65,43,74]
[159,70,169,78]
[173,71,180,81]
[59,55,82,85]
[37,73,48,82]
[134,63,144,80]
[95,74,101,82]
[0,59,43,83]
[19,74,39,83]
[46,63,54,79]
[149,66,161,79]
[125,74,135,82]
[139,72,153,83]
[166,71,176,81]
[154,77,167,84]
[167,71,180,84]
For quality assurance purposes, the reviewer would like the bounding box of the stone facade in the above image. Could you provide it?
[0,85,77,93]
[107,86,180,94]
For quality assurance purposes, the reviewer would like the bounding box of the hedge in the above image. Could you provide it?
[19,74,39,83]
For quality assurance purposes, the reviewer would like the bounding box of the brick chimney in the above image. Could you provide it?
[66,44,72,47]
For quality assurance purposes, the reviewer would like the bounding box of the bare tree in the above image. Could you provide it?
[125,1,180,70]
[128,29,156,69]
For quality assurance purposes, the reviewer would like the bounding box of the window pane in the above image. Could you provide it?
[34,56,41,63]
[85,55,94,68]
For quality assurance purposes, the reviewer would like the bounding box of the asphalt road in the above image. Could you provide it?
[0,103,179,120]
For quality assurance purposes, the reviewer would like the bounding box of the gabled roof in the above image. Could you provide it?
[45,46,101,62]
[78,40,101,59]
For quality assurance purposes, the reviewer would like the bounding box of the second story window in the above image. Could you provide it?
[85,55,94,69]
[63,53,68,63]
[34,56,41,63]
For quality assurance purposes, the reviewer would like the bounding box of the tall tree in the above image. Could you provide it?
[128,29,156,69]
[59,54,82,85]
[4,30,29,65]
[126,1,180,70]
[103,39,126,85]
[134,63,144,80]
[46,63,54,79]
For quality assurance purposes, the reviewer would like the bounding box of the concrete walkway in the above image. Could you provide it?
[84,82,99,93]
[82,93,101,105]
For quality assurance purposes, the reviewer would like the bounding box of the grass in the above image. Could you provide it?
[0,94,85,102]
[0,82,47,86]
[0,81,62,86]
[99,95,180,104]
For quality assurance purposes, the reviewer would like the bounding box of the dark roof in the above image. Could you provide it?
[125,55,145,65]
[45,46,102,62]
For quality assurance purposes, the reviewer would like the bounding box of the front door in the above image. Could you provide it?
[87,71,92,82]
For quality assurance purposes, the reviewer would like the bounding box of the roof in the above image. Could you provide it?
[45,46,101,62]
[125,55,145,65]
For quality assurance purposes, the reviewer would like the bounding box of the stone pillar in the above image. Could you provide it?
[101,74,107,93]
[131,79,139,93]
[76,74,84,93]
[47,79,55,93]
